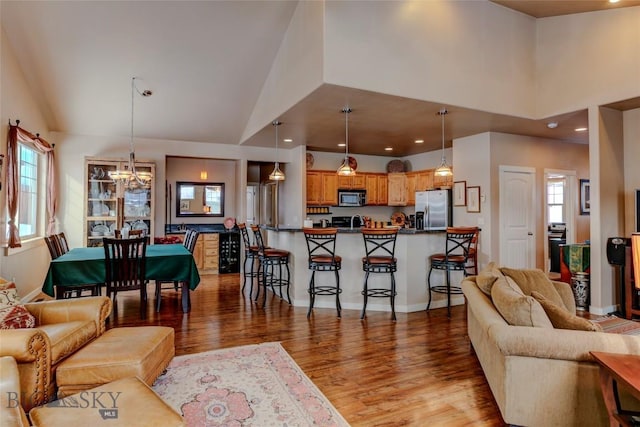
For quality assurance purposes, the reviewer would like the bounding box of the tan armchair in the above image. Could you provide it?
[0,296,112,411]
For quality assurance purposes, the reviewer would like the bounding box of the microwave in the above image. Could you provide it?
[338,190,366,207]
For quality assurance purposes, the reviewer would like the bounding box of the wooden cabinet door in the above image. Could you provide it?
[416,170,434,192]
[306,172,322,205]
[377,175,388,205]
[406,172,417,205]
[193,237,204,270]
[352,175,366,189]
[365,174,378,205]
[433,171,454,189]
[387,173,407,206]
[322,173,338,206]
[337,175,352,189]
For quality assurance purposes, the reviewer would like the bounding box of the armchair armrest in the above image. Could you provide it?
[551,280,577,313]
[24,296,112,335]
[0,357,30,427]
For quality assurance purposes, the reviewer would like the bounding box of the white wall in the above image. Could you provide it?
[536,7,640,116]
[0,27,52,298]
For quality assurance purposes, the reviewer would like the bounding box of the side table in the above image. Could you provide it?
[590,351,640,427]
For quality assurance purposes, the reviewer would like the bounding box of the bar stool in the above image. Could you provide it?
[238,223,261,295]
[464,228,480,276]
[361,228,399,321]
[251,225,291,307]
[303,228,342,318]
[427,226,478,317]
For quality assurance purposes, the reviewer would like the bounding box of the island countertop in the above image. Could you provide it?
[261,226,464,315]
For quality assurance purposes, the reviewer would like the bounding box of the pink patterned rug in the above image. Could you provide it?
[153,342,350,426]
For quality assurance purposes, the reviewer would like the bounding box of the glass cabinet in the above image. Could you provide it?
[84,157,155,247]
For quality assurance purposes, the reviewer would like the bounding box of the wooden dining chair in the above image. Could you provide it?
[154,229,200,312]
[46,233,101,299]
[129,229,143,237]
[103,237,148,316]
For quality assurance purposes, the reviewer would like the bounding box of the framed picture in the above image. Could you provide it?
[467,186,481,213]
[453,181,467,206]
[580,179,590,215]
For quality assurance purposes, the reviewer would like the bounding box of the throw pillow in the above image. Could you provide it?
[0,281,36,329]
[491,277,553,328]
[531,291,602,332]
[476,262,504,296]
[501,267,568,311]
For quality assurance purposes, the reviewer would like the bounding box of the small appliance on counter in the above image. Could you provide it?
[331,216,363,228]
[415,189,452,230]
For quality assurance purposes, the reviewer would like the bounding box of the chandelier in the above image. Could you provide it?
[434,108,453,177]
[337,108,356,176]
[108,77,153,187]
[269,120,285,181]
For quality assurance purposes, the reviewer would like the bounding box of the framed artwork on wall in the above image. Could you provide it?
[467,186,481,213]
[453,181,467,206]
[580,179,590,215]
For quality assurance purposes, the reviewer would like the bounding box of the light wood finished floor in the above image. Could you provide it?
[105,273,505,426]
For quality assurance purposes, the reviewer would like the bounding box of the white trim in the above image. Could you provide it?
[5,237,45,256]
[21,287,44,303]
[543,169,577,272]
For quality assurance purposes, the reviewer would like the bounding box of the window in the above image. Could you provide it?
[547,179,564,224]
[18,143,40,239]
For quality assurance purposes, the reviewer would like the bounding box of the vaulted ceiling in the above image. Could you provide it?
[2,1,638,157]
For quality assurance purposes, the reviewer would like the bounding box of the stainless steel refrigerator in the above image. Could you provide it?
[259,181,278,226]
[415,189,452,230]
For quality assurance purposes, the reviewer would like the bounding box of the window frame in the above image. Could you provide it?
[16,141,45,241]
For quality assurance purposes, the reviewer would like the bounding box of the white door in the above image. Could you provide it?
[246,184,258,225]
[500,167,536,268]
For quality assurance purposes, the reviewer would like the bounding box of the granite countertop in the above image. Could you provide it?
[165,224,239,234]
[262,225,445,235]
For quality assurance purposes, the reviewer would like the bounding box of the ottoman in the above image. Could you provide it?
[30,377,184,427]
[56,326,174,397]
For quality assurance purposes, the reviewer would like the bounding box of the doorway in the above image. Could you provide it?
[246,183,258,225]
[543,169,577,272]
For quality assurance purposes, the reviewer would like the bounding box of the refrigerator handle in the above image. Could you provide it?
[424,205,429,229]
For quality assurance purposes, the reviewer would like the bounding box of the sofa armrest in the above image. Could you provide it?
[489,323,640,362]
[24,296,112,336]
[551,280,576,312]
[0,357,30,427]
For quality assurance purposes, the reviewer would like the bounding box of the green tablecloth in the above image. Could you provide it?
[42,244,200,297]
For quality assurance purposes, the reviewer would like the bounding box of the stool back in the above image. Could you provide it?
[238,223,253,250]
[250,225,266,251]
[362,228,398,267]
[303,228,339,268]
[443,227,478,264]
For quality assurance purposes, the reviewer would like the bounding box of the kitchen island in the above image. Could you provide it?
[262,226,465,314]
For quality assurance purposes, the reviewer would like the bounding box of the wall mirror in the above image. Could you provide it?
[176,181,225,217]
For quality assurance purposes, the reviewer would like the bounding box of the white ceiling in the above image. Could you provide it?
[2,1,638,157]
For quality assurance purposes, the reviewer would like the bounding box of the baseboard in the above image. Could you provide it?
[21,287,45,303]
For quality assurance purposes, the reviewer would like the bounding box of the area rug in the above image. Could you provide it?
[591,315,640,335]
[153,342,350,426]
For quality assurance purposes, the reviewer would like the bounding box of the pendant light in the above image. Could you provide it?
[108,77,153,187]
[434,108,453,177]
[337,108,356,176]
[269,120,285,181]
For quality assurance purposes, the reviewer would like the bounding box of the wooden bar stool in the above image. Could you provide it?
[238,223,260,295]
[361,228,399,321]
[251,225,291,307]
[427,226,478,317]
[303,228,342,318]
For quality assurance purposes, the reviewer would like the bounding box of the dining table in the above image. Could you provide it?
[42,244,201,312]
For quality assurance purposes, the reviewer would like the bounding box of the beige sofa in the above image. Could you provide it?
[462,272,640,426]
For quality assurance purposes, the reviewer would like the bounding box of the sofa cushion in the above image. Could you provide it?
[491,277,553,328]
[501,267,568,310]
[0,281,36,329]
[476,262,504,296]
[531,291,602,332]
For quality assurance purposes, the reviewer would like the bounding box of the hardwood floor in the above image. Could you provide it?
[106,273,506,426]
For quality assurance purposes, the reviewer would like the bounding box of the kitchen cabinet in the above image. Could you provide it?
[306,171,338,206]
[338,174,365,189]
[84,157,155,247]
[366,173,388,205]
[406,172,417,205]
[387,173,408,206]
[416,170,434,192]
[433,172,454,189]
[202,234,219,273]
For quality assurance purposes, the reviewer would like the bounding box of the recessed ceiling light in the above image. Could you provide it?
[609,0,620,3]
[338,143,346,147]
[575,127,588,132]
[385,147,393,151]
[547,122,558,129]
[283,138,292,143]
[415,139,424,144]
